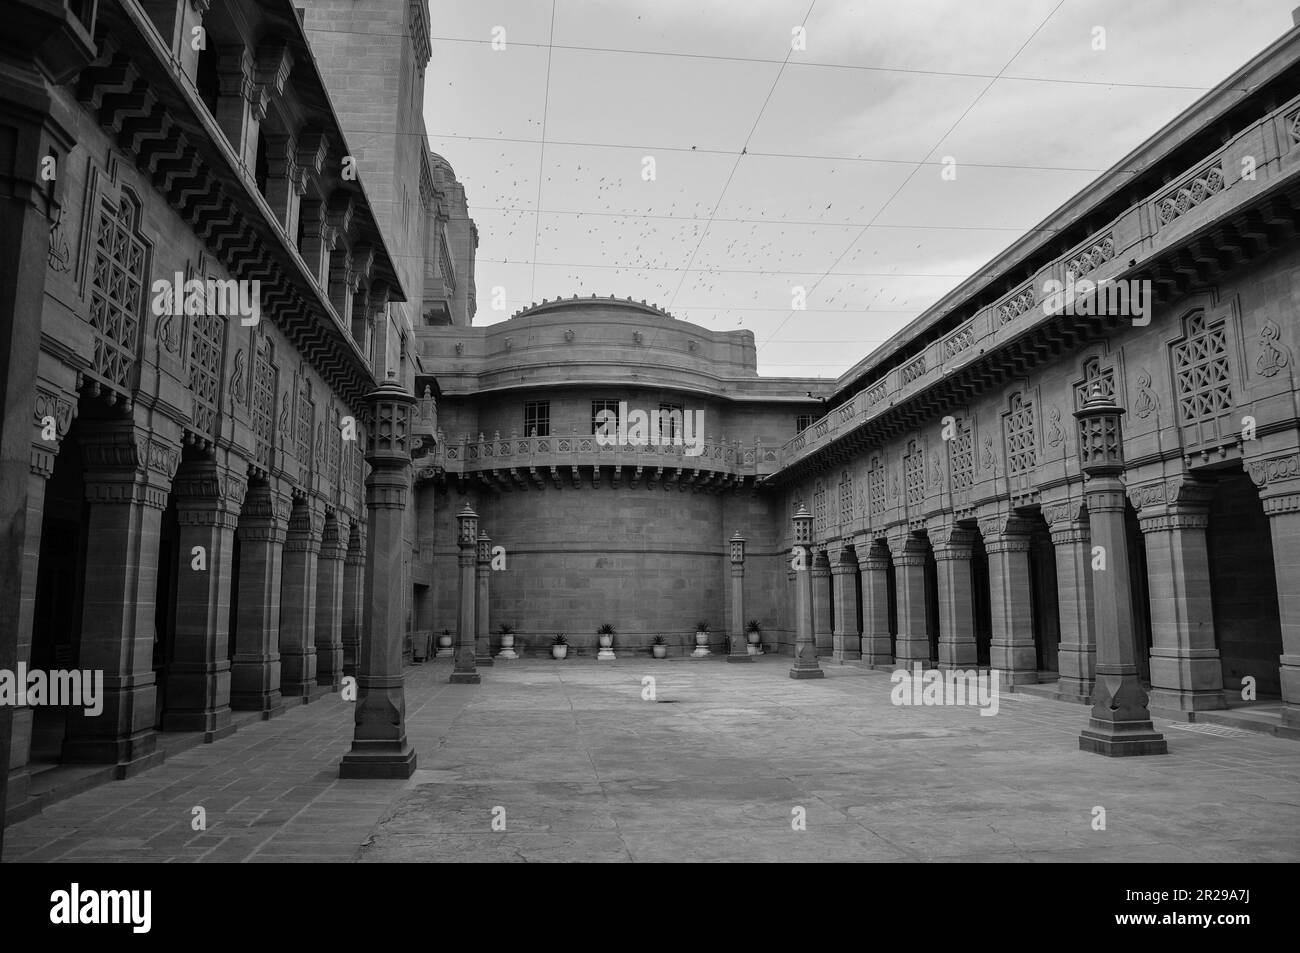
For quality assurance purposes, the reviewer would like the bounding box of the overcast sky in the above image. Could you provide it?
[422,0,1298,380]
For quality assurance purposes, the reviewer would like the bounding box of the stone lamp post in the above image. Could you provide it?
[1075,385,1166,756]
[728,532,750,663]
[339,372,417,778]
[789,503,824,679]
[451,503,481,684]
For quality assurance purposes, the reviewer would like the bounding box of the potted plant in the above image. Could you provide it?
[746,619,763,656]
[652,634,668,659]
[497,623,518,660]
[436,628,454,658]
[551,633,568,660]
[596,623,616,660]
[692,620,711,657]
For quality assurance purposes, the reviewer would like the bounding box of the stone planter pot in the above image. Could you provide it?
[692,631,710,657]
[435,635,454,658]
[598,634,612,648]
[747,632,763,656]
[497,634,518,661]
[597,633,615,660]
[652,644,667,659]
[552,644,568,660]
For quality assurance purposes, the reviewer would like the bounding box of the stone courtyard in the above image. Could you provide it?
[5,658,1298,863]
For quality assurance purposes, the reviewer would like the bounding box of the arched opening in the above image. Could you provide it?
[923,537,940,665]
[1125,500,1153,683]
[1208,467,1282,704]
[196,42,219,115]
[1027,511,1060,678]
[152,489,180,731]
[884,541,897,661]
[970,531,992,667]
[29,415,91,767]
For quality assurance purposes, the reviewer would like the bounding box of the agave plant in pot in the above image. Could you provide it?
[497,622,518,660]
[652,634,668,659]
[596,622,616,660]
[692,620,711,658]
[551,633,569,660]
[746,619,764,656]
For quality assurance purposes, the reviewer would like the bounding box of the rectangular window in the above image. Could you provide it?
[524,401,550,437]
[592,399,620,436]
[658,402,683,441]
[796,414,814,433]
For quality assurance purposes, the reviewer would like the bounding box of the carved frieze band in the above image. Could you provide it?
[1247,453,1300,488]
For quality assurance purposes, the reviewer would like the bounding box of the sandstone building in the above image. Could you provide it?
[4,0,1300,837]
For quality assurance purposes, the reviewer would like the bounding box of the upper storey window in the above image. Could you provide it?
[525,401,550,438]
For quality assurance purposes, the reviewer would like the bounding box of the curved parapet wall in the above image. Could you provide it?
[416,295,820,400]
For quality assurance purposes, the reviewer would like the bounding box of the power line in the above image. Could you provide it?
[473,258,970,277]
[295,22,1239,93]
[758,0,1068,356]
[350,126,1127,175]
[664,0,818,319]
[528,1,558,304]
[463,205,1053,231]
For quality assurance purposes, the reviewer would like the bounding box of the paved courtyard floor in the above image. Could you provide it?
[4,656,1300,862]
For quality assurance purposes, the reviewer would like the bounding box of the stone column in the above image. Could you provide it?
[980,514,1038,685]
[9,432,63,805]
[1076,387,1166,756]
[789,504,824,679]
[0,1,97,842]
[451,504,481,684]
[214,46,261,170]
[279,495,323,701]
[339,375,417,778]
[474,532,494,667]
[313,512,347,689]
[1046,504,1096,703]
[163,460,245,740]
[341,520,364,677]
[727,532,750,662]
[298,199,333,288]
[230,480,289,715]
[857,537,893,665]
[831,545,861,661]
[933,525,977,669]
[893,533,930,667]
[811,548,833,656]
[262,131,300,237]
[62,423,178,772]
[1250,460,1300,731]
[1132,479,1225,713]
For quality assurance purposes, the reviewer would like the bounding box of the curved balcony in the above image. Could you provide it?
[413,429,782,488]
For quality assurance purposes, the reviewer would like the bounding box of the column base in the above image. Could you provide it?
[449,671,481,684]
[727,652,752,663]
[789,664,825,679]
[161,706,234,738]
[1054,678,1095,704]
[474,655,495,667]
[1148,687,1226,714]
[338,744,417,779]
[1079,722,1168,756]
[894,636,931,667]
[832,650,862,662]
[62,731,164,778]
[230,690,285,719]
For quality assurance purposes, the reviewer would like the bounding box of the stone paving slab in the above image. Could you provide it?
[3,656,1300,862]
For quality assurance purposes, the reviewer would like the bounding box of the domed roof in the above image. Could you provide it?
[428,151,455,178]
